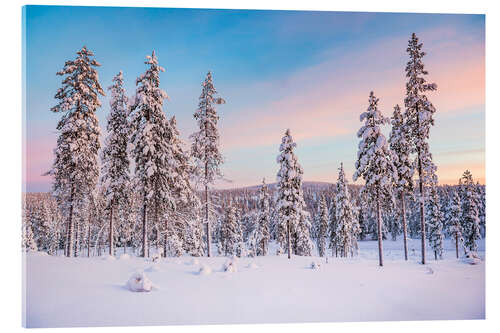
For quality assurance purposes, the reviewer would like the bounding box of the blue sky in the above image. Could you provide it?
[23,6,485,191]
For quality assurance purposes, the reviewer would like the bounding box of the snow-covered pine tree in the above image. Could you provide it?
[447,190,463,258]
[163,115,200,257]
[426,184,444,260]
[129,51,175,258]
[222,200,241,256]
[190,71,225,257]
[49,46,104,257]
[101,71,131,256]
[404,33,438,265]
[353,92,397,267]
[388,104,414,260]
[460,170,481,255]
[255,178,271,256]
[335,163,357,257]
[316,195,329,257]
[328,193,339,256]
[276,129,311,258]
[295,209,313,256]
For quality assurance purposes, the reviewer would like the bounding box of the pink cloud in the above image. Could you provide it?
[220,26,484,152]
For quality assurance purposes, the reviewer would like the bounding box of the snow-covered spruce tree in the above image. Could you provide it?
[388,104,414,260]
[335,163,357,257]
[255,178,271,256]
[460,170,481,255]
[129,51,175,258]
[447,190,463,258]
[49,46,104,257]
[190,71,225,257]
[404,33,438,265]
[328,194,339,256]
[295,209,313,256]
[353,91,397,267]
[476,184,486,237]
[221,200,242,256]
[162,115,200,257]
[101,71,131,256]
[426,184,444,260]
[316,195,329,257]
[276,129,312,258]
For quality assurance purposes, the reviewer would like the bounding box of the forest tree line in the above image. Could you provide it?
[22,33,485,265]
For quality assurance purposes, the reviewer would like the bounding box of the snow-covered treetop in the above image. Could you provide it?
[353,92,397,202]
[404,33,437,147]
[100,71,130,207]
[389,104,414,192]
[190,71,225,187]
[460,170,475,187]
[276,129,308,226]
[130,51,175,210]
[51,46,105,118]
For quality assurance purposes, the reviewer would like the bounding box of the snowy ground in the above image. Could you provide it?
[23,238,485,328]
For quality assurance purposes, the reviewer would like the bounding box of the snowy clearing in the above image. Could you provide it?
[23,238,484,328]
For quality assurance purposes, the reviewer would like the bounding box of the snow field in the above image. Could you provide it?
[24,238,484,328]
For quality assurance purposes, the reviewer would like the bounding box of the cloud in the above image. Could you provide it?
[220,26,484,152]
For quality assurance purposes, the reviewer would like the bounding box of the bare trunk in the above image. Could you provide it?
[109,201,114,256]
[417,146,426,265]
[205,176,211,257]
[286,221,291,259]
[455,233,459,259]
[142,197,148,258]
[401,190,408,261]
[67,186,75,257]
[87,213,91,257]
[376,189,383,267]
[163,217,168,258]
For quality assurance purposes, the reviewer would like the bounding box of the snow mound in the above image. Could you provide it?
[223,259,238,273]
[198,264,212,275]
[119,254,131,260]
[310,261,321,269]
[126,272,152,292]
[247,262,259,269]
[102,255,116,261]
[145,265,161,273]
[463,252,482,265]
[150,252,162,263]
[188,258,200,266]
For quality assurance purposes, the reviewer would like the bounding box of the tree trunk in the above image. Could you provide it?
[109,201,114,256]
[205,180,211,257]
[142,198,148,258]
[417,146,426,265]
[67,185,75,257]
[87,213,91,257]
[434,251,437,260]
[401,190,409,261]
[286,221,291,259]
[163,217,168,258]
[455,234,459,259]
[376,190,384,267]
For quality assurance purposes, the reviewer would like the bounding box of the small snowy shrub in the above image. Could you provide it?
[198,264,212,275]
[126,272,152,292]
[223,258,238,273]
[190,258,200,266]
[310,261,321,270]
[463,252,481,265]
